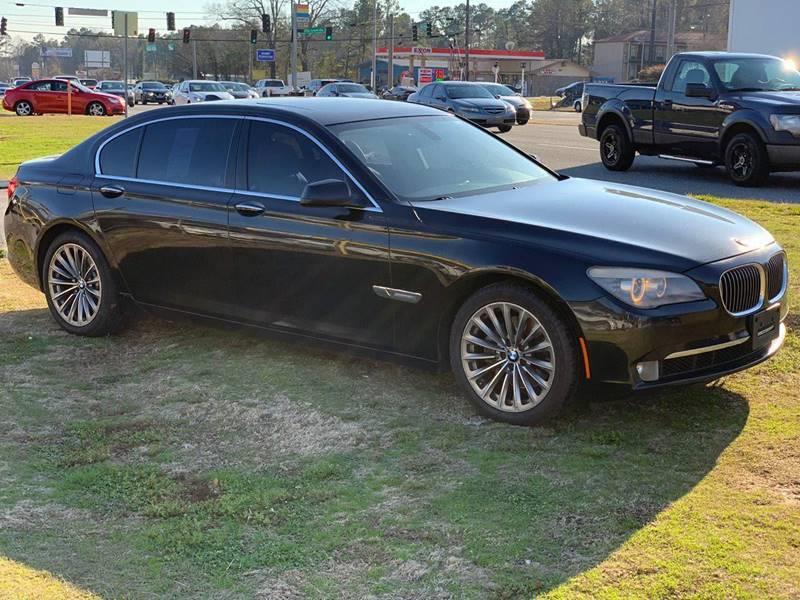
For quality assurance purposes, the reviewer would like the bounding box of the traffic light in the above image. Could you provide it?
[166,12,175,31]
[55,7,64,26]
[325,26,332,41]
[426,22,432,37]
[0,16,6,36]
[147,28,156,43]
[261,13,270,33]
[250,29,258,44]
[182,27,191,43]
[411,23,418,41]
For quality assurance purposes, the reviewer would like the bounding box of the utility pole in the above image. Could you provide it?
[192,38,197,78]
[291,6,297,89]
[667,0,677,61]
[464,0,470,80]
[387,14,394,87]
[371,0,378,90]
[648,0,657,66]
[123,12,128,117]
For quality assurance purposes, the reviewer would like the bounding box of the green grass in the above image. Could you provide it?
[1,117,799,598]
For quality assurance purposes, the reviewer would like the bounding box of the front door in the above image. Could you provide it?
[227,118,393,348]
[93,116,241,316]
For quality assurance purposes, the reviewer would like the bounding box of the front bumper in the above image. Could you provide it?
[766,144,800,171]
[573,245,789,388]
[461,113,516,127]
[516,107,530,124]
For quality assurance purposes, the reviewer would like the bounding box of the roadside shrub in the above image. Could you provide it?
[638,64,666,82]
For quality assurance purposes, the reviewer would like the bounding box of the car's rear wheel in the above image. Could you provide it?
[450,283,580,425]
[43,231,121,337]
[497,125,513,133]
[599,124,635,171]
[725,132,770,187]
[86,101,105,116]
[574,100,582,113]
[15,100,33,116]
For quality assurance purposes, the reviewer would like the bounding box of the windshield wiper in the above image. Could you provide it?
[727,87,768,92]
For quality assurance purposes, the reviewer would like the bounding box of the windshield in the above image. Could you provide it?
[264,80,284,87]
[100,82,124,90]
[331,116,553,202]
[445,84,494,99]
[482,83,515,96]
[224,82,248,91]
[713,57,800,92]
[142,82,166,90]
[189,82,226,92]
[338,83,369,93]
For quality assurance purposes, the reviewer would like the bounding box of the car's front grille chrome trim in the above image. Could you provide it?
[719,263,765,317]
[766,252,788,303]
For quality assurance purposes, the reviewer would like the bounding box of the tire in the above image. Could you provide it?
[497,125,513,133]
[15,100,33,116]
[86,101,105,116]
[517,119,529,126]
[127,98,134,107]
[449,282,580,426]
[42,230,122,337]
[574,100,582,113]
[141,99,147,105]
[599,123,635,171]
[724,132,770,187]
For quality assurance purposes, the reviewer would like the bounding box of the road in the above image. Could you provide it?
[505,111,800,202]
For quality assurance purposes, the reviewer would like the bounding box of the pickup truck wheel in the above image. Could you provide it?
[725,132,769,187]
[599,124,635,171]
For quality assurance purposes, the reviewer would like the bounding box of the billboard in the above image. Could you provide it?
[84,50,111,68]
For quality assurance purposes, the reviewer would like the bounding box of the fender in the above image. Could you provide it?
[720,109,771,146]
[595,99,635,141]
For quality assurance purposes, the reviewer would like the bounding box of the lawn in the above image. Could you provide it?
[1,118,799,599]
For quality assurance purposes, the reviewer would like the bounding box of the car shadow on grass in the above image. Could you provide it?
[0,311,751,599]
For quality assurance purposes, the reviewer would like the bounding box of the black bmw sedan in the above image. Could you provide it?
[4,99,788,425]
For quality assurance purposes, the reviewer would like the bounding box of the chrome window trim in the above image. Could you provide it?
[93,113,383,213]
[719,263,766,317]
[664,334,751,360]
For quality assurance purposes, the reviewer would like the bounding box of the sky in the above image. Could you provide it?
[1,0,514,42]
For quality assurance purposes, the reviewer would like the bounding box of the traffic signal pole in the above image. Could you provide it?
[464,0,470,80]
[123,12,128,117]
[291,8,297,90]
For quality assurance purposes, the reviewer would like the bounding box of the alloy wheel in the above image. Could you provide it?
[603,133,619,163]
[730,142,753,179]
[48,243,102,327]
[88,102,105,116]
[460,302,555,412]
[16,101,32,116]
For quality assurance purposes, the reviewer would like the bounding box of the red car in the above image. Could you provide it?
[1,79,126,116]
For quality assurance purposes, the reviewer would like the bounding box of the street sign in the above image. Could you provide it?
[111,11,138,37]
[418,67,433,84]
[69,8,107,16]
[256,49,276,62]
[85,50,110,68]
[302,26,325,34]
[412,46,432,56]
[295,3,309,23]
[43,47,72,58]
[146,43,157,52]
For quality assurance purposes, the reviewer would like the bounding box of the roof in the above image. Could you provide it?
[594,29,726,45]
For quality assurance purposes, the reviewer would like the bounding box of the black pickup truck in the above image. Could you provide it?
[579,52,800,186]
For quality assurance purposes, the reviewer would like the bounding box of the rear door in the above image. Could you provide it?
[93,115,241,317]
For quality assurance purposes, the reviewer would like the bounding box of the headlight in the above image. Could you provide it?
[458,105,481,113]
[587,267,705,309]
[770,114,800,137]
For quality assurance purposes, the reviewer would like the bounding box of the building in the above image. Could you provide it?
[364,47,545,89]
[728,0,799,61]
[592,30,726,83]
[526,59,591,96]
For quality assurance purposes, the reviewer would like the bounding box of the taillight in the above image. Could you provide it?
[7,175,18,200]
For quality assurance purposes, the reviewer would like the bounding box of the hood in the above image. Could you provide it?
[498,95,526,108]
[413,177,774,269]
[727,90,800,109]
[228,90,250,98]
[452,98,511,110]
[191,91,234,100]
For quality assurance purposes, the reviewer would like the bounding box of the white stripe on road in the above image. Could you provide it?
[533,143,597,152]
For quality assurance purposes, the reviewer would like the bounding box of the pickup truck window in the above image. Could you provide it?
[713,57,800,92]
[670,61,711,93]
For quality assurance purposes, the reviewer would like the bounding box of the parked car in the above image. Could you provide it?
[172,80,234,104]
[555,81,586,112]
[408,81,516,132]
[96,80,127,100]
[0,82,10,98]
[382,85,417,101]
[79,78,98,89]
[12,77,32,87]
[167,83,180,105]
[580,52,800,186]
[305,78,339,96]
[316,82,377,99]
[221,81,259,99]
[1,79,126,116]
[6,99,787,425]
[254,78,293,97]
[478,82,532,125]
[133,81,169,104]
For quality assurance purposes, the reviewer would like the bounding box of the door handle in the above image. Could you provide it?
[99,185,125,198]
[235,201,265,216]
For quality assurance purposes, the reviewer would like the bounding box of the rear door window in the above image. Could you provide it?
[137,118,237,188]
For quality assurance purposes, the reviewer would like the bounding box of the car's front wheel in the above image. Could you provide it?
[599,124,635,171]
[43,231,122,337]
[15,100,33,116]
[497,125,513,133]
[86,101,105,116]
[450,283,580,425]
[725,132,770,187]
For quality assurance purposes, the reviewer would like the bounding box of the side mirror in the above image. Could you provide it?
[685,82,715,99]
[300,179,353,207]
[495,94,501,99]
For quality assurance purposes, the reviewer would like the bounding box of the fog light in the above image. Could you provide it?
[636,360,659,382]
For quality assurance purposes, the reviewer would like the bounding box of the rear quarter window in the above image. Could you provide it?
[99,128,143,178]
